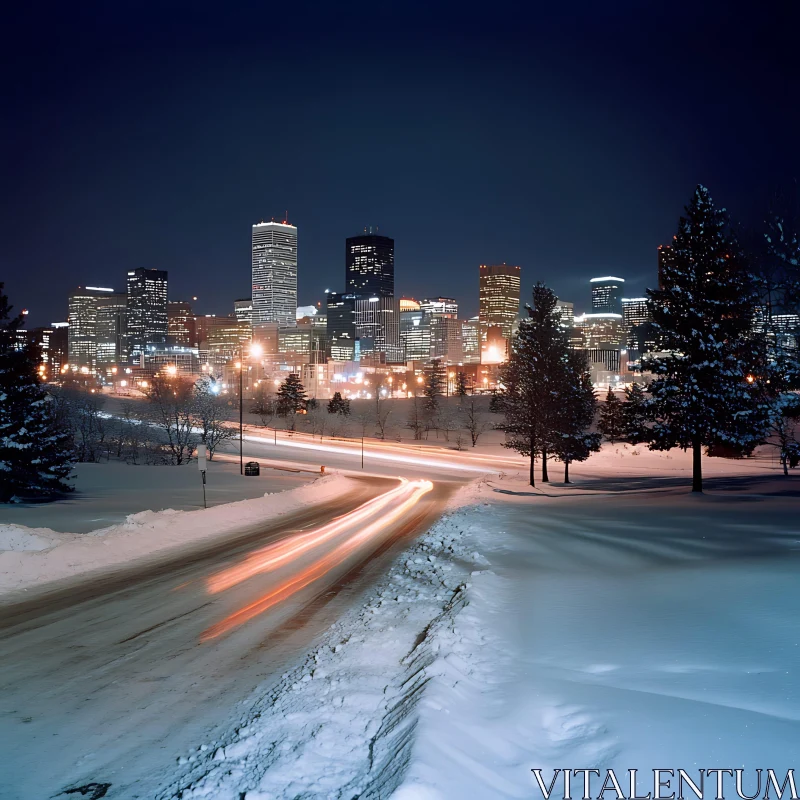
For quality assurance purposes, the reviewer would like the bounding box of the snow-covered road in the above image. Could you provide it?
[0,475,457,799]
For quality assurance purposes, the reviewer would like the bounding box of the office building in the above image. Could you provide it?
[399,298,421,312]
[346,228,394,297]
[68,286,117,371]
[430,316,463,363]
[96,293,128,365]
[206,317,251,365]
[252,220,298,326]
[461,318,481,364]
[326,292,358,361]
[168,301,195,346]
[590,276,624,315]
[479,264,520,362]
[126,269,168,359]
[234,298,253,324]
[28,323,68,377]
[621,297,652,351]
[400,308,432,361]
[555,301,574,329]
[420,297,458,319]
[354,296,402,364]
[574,313,623,349]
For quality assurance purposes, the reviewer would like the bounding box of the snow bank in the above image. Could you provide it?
[160,485,489,800]
[0,524,70,552]
[0,473,351,598]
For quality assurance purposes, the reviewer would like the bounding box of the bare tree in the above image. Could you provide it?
[373,390,392,440]
[436,406,458,442]
[460,395,491,447]
[52,387,107,462]
[251,384,277,428]
[194,378,236,459]
[406,395,425,441]
[146,376,198,465]
[305,406,328,440]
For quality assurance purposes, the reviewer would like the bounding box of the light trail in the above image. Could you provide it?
[207,479,415,594]
[200,480,433,641]
[241,432,512,473]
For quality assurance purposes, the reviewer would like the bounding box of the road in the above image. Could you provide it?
[0,474,459,800]
[223,423,525,480]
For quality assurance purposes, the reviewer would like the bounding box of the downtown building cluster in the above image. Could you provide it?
[24,221,797,398]
[36,221,524,398]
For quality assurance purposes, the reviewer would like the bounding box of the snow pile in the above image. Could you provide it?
[0,523,71,552]
[161,494,491,800]
[0,473,351,597]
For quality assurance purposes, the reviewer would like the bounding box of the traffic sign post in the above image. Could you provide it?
[197,446,207,508]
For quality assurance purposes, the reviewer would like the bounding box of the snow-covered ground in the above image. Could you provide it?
[160,446,800,799]
[0,469,343,598]
[0,460,315,533]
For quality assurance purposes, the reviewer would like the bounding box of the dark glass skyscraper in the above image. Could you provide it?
[126,268,168,359]
[345,229,394,297]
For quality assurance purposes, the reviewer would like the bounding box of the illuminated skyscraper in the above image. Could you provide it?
[95,293,128,365]
[346,229,394,297]
[590,276,624,315]
[252,221,298,326]
[126,269,168,359]
[68,286,117,370]
[479,263,520,361]
[168,300,195,346]
[621,297,651,349]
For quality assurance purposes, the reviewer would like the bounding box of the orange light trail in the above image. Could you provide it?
[207,479,416,594]
[200,480,433,641]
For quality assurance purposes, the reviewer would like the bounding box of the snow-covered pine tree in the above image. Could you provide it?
[327,391,350,416]
[0,284,74,502]
[423,359,444,412]
[598,387,625,443]
[622,382,650,444]
[645,185,770,492]
[552,350,600,483]
[497,283,569,486]
[276,373,308,417]
[455,371,469,397]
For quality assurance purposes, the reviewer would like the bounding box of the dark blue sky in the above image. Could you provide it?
[2,0,798,326]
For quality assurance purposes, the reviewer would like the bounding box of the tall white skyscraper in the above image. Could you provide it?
[252,221,298,326]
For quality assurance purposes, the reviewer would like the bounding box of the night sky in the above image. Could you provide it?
[3,0,798,327]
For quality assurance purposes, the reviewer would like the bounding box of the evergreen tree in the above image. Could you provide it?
[0,284,74,502]
[622,382,650,444]
[552,351,600,483]
[276,373,308,417]
[645,185,770,492]
[455,372,469,397]
[327,391,350,416]
[598,387,625,443]
[423,359,444,412]
[497,283,570,486]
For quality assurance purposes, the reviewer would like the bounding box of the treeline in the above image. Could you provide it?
[251,367,493,449]
[497,185,800,491]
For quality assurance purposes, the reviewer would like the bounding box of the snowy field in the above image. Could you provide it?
[160,446,800,799]
[0,467,336,597]
[0,460,315,533]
